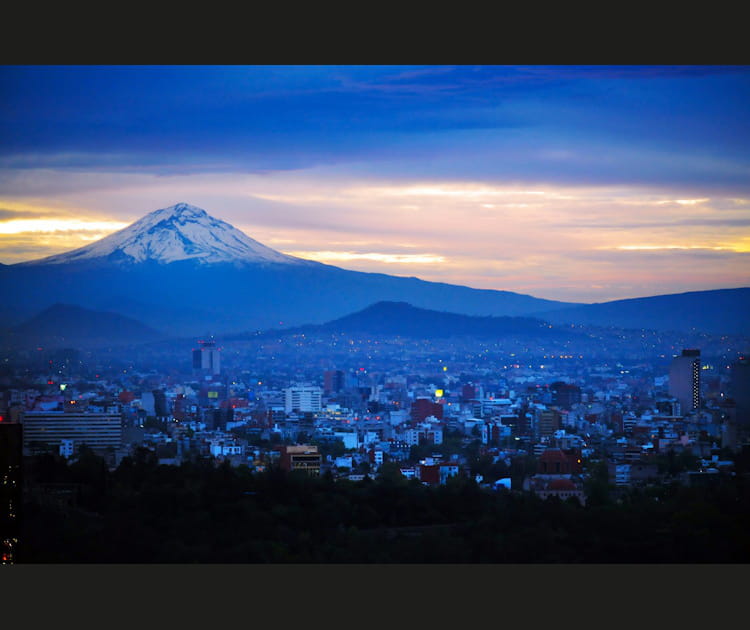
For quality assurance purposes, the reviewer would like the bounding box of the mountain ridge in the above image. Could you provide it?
[1,202,576,334]
[294,300,564,339]
[4,202,745,336]
[540,287,750,335]
[5,303,165,349]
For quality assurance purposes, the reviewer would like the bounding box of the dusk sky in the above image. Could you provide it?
[1,65,749,303]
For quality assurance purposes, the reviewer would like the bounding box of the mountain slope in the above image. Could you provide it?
[6,303,165,348]
[2,259,576,335]
[3,201,745,337]
[227,300,581,344]
[316,301,556,337]
[1,203,576,335]
[539,287,750,335]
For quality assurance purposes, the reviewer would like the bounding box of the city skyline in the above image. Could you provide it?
[1,65,749,303]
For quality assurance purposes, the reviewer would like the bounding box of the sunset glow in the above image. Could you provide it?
[1,65,748,302]
[0,218,129,235]
[286,251,447,265]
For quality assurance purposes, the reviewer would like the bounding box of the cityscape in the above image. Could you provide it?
[1,66,749,563]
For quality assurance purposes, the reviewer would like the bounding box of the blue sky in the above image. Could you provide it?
[1,65,748,302]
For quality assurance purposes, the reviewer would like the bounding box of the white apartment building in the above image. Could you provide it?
[22,410,122,453]
[284,385,322,414]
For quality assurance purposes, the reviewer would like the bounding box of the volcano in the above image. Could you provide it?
[2,202,574,337]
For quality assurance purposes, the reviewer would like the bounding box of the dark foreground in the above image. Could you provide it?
[17,449,750,563]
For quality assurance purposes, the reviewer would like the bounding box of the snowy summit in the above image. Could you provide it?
[29,203,307,266]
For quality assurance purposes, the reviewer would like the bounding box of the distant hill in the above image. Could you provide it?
[321,301,558,337]
[243,301,568,340]
[5,203,744,338]
[5,303,165,349]
[539,287,750,335]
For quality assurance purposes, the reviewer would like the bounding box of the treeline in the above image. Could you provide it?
[19,448,750,563]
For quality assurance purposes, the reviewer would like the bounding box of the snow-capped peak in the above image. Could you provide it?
[27,202,308,266]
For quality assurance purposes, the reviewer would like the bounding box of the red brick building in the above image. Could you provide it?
[536,448,583,475]
[411,398,443,422]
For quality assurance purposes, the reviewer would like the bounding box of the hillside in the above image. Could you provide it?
[0,203,575,335]
[5,303,165,349]
[317,301,556,338]
[540,287,750,335]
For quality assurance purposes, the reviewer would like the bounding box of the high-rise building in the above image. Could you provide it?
[461,383,476,402]
[729,356,750,425]
[537,408,561,437]
[140,389,169,418]
[550,382,582,409]
[152,389,169,418]
[669,349,701,413]
[323,370,345,394]
[284,385,322,414]
[0,421,22,564]
[193,339,220,376]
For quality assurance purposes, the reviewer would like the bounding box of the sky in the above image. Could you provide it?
[1,65,749,304]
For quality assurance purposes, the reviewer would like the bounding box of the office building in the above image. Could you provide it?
[323,370,345,394]
[21,411,122,454]
[537,408,561,437]
[278,445,321,476]
[284,385,322,414]
[193,339,220,376]
[550,382,582,409]
[669,349,701,413]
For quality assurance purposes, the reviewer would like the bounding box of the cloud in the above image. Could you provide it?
[0,207,39,220]
[3,171,748,302]
[283,251,447,264]
[560,217,750,229]
[0,65,748,301]
[1,66,748,191]
[610,245,746,252]
[0,218,128,235]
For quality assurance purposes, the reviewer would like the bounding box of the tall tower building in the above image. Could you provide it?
[193,339,221,376]
[669,349,701,414]
[323,370,345,395]
[729,356,750,425]
[0,419,22,564]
